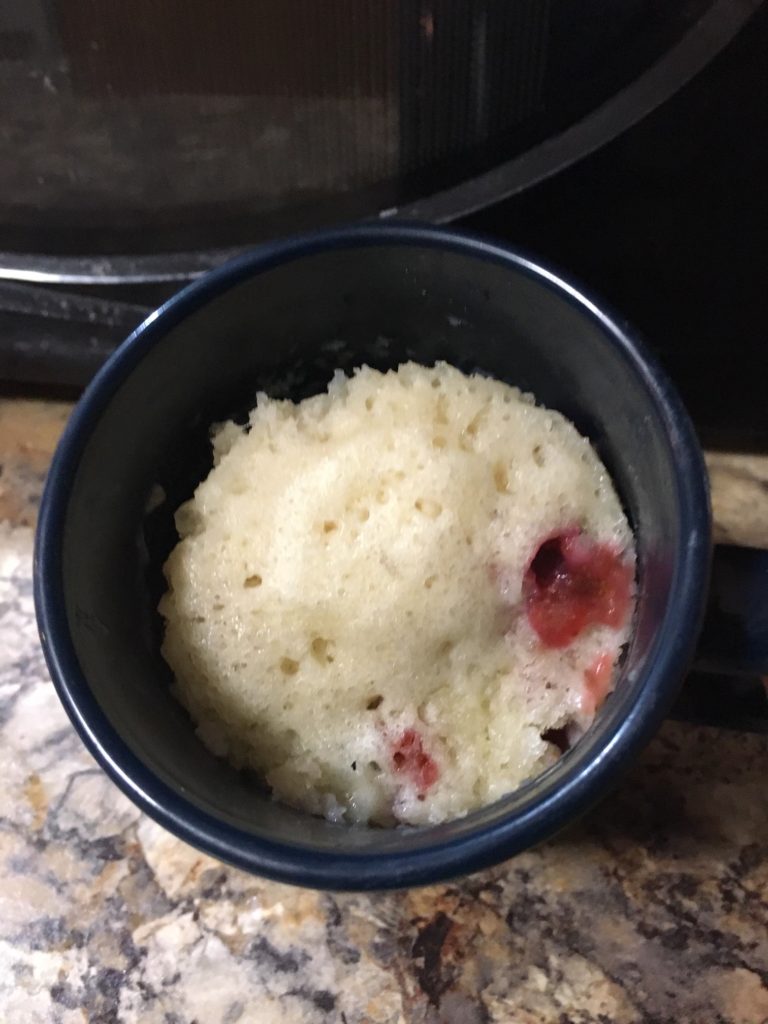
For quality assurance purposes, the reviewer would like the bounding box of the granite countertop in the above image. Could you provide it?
[2,398,768,1024]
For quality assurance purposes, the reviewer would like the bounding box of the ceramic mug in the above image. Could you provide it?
[34,223,715,890]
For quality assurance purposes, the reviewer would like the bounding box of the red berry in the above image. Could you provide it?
[583,652,616,713]
[390,728,439,792]
[523,529,633,648]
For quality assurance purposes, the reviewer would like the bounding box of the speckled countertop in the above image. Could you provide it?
[2,398,768,1024]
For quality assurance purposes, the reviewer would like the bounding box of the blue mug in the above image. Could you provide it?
[34,223,719,889]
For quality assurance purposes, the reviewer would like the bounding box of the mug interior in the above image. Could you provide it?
[40,230,710,886]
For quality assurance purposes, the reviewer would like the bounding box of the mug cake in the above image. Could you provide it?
[160,362,635,826]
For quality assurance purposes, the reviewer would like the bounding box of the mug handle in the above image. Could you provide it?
[673,545,768,731]
[695,545,768,675]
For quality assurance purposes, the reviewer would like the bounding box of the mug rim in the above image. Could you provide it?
[34,222,711,889]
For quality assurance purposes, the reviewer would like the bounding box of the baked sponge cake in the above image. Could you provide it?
[160,362,635,826]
